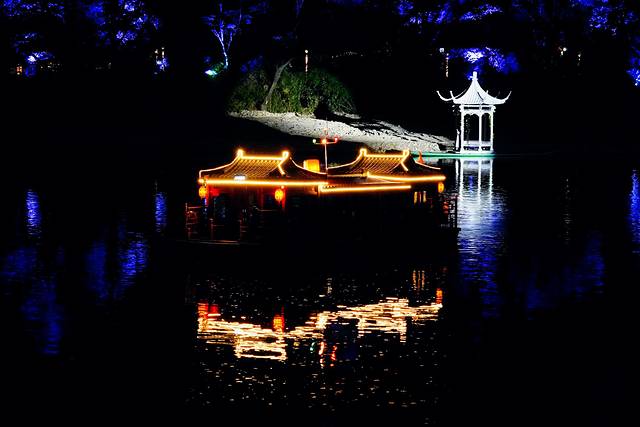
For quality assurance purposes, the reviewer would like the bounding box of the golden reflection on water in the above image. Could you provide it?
[197,295,442,363]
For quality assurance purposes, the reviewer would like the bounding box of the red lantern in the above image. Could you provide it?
[272,314,285,332]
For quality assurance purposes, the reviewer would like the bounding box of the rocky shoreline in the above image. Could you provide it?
[230,110,454,153]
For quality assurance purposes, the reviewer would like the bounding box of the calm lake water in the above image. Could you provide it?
[0,153,637,425]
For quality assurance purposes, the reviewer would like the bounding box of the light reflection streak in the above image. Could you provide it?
[117,230,148,299]
[25,189,42,238]
[197,298,442,363]
[454,159,505,317]
[630,170,640,254]
[154,191,167,233]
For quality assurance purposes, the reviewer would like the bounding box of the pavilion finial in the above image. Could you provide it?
[472,71,478,80]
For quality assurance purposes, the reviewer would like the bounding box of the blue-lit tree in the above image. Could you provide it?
[84,1,159,47]
[1,1,65,76]
[204,1,267,71]
[82,0,162,72]
[1,0,64,19]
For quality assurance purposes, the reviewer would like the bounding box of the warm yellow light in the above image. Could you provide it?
[198,178,205,184]
[319,184,411,194]
[198,185,207,199]
[274,188,285,202]
[303,159,321,172]
[199,149,292,178]
[204,179,327,187]
[368,173,446,183]
[438,182,445,193]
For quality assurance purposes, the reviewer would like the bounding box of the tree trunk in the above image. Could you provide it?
[261,59,292,111]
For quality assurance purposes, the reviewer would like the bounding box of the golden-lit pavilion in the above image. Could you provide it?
[190,148,453,242]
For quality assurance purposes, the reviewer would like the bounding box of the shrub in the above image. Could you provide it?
[227,68,269,112]
[228,67,355,114]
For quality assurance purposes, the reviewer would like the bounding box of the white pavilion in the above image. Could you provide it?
[438,71,510,154]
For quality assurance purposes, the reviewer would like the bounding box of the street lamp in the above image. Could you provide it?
[312,136,339,174]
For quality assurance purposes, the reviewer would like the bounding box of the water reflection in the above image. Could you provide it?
[21,273,64,356]
[25,189,42,239]
[86,241,109,302]
[2,245,63,356]
[155,191,167,234]
[453,158,505,317]
[190,269,446,411]
[630,170,640,254]
[117,231,148,298]
[197,297,442,363]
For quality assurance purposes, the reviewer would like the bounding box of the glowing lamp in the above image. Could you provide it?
[198,185,207,199]
[303,159,321,172]
[438,182,445,193]
[274,188,285,203]
[321,138,328,144]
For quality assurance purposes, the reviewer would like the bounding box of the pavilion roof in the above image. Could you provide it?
[328,149,446,182]
[437,71,510,106]
[199,149,327,184]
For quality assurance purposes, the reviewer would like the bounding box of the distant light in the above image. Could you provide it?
[205,69,217,77]
[233,175,247,181]
[439,48,445,53]
[26,56,37,64]
[438,182,445,193]
[198,185,207,198]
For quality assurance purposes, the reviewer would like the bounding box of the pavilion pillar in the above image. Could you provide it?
[459,106,465,152]
[478,113,483,147]
[489,108,495,152]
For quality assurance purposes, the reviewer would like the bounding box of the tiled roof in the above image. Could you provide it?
[437,71,510,106]
[329,149,445,180]
[199,150,326,182]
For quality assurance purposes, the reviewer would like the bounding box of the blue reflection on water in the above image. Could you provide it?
[117,232,148,298]
[25,189,42,238]
[630,170,640,254]
[21,275,63,356]
[2,245,63,356]
[86,241,109,302]
[0,247,36,286]
[454,159,505,318]
[154,191,167,233]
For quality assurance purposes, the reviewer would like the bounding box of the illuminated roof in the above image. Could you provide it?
[437,71,510,105]
[328,148,446,182]
[198,148,446,191]
[199,149,327,184]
